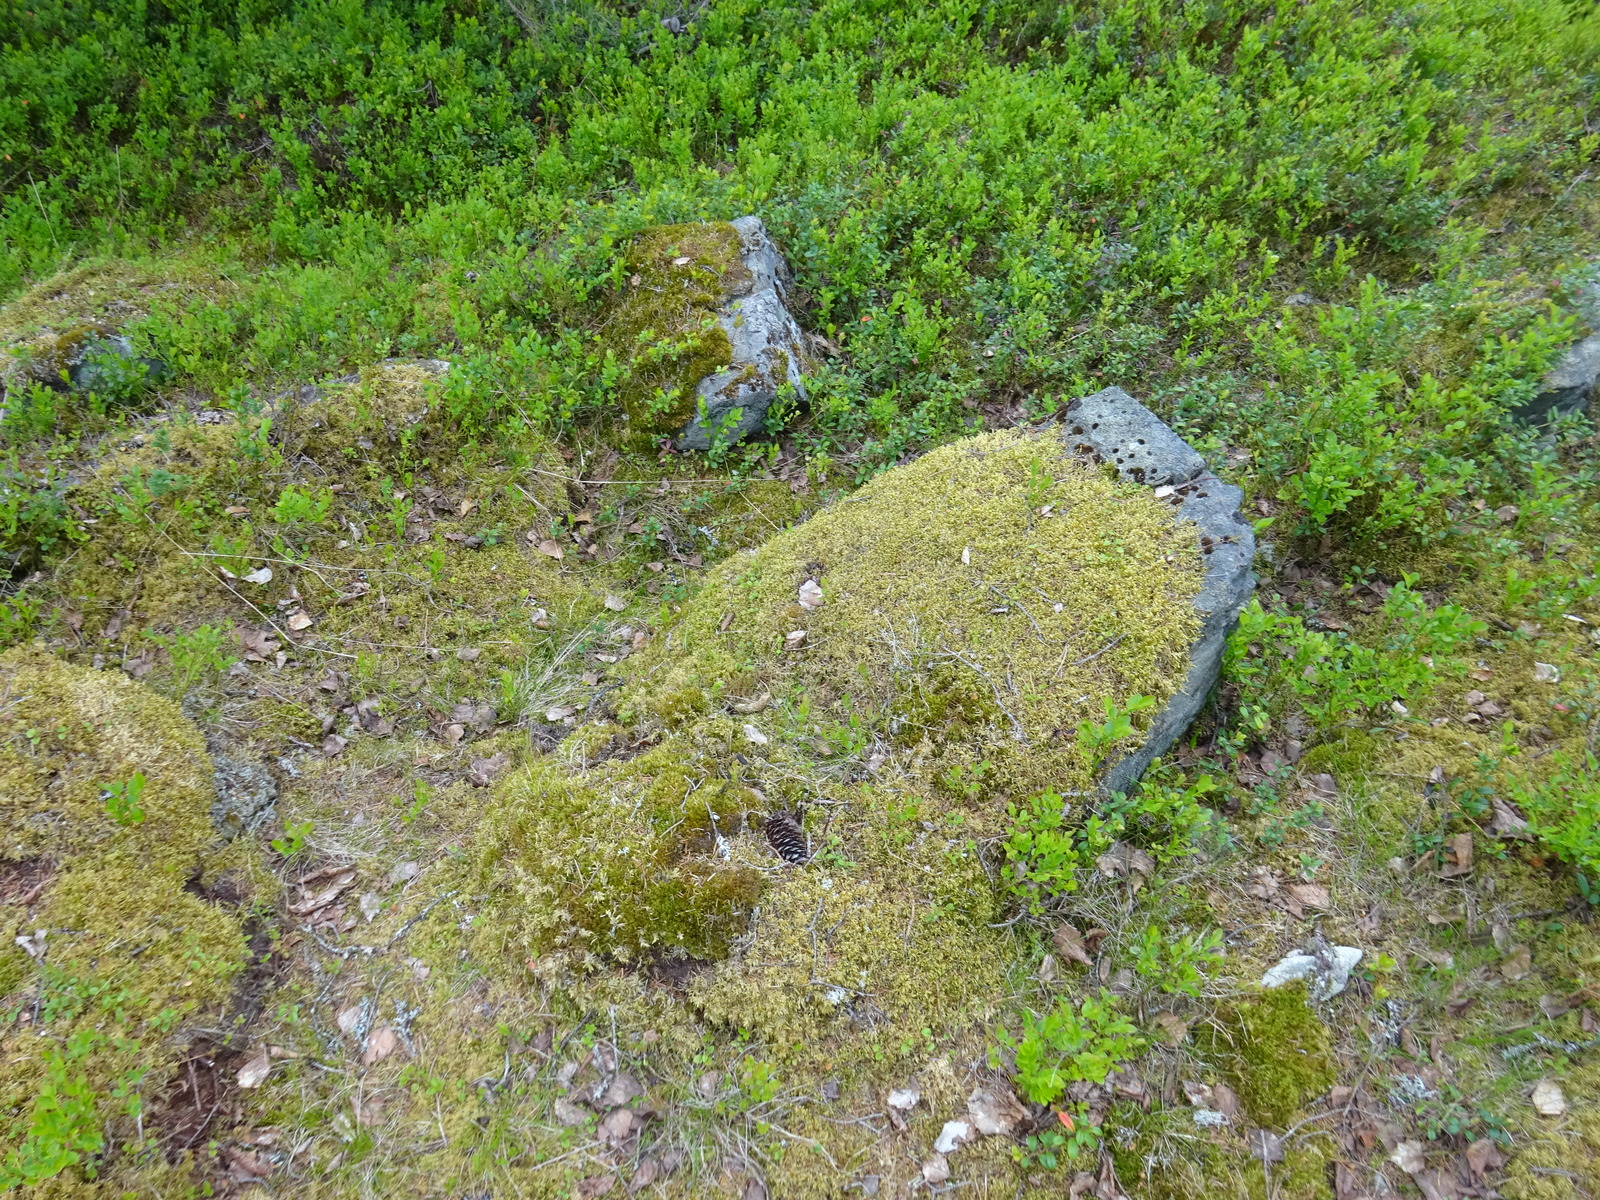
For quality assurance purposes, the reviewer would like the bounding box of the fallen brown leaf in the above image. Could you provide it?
[236,1047,272,1089]
[1439,832,1473,878]
[1286,882,1330,911]
[288,869,356,915]
[361,1026,403,1066]
[467,751,510,787]
[1464,1138,1505,1178]
[1053,922,1093,967]
[966,1083,1027,1136]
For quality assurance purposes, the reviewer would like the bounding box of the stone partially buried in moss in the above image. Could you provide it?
[0,256,209,400]
[1203,982,1337,1128]
[601,217,807,449]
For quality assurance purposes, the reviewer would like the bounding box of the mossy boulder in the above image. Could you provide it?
[481,423,1209,1057]
[621,424,1207,797]
[1203,982,1338,1128]
[0,257,200,403]
[600,217,808,450]
[0,648,253,1189]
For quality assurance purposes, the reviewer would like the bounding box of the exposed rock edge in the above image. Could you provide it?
[1060,386,1256,795]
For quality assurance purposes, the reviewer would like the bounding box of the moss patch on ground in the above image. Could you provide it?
[1202,982,1337,1129]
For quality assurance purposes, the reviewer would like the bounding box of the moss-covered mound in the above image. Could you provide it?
[2,645,225,874]
[599,222,747,435]
[481,425,1205,1052]
[622,425,1204,796]
[281,357,454,463]
[0,648,253,1188]
[483,732,766,965]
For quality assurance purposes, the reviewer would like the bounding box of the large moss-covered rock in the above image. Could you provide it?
[622,423,1206,796]
[481,425,1206,1024]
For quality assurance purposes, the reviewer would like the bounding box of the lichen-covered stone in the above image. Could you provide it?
[211,751,277,840]
[676,216,808,451]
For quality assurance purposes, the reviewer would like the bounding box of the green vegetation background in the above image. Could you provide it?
[3,0,1600,1196]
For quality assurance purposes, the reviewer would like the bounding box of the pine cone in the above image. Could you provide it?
[764,811,809,865]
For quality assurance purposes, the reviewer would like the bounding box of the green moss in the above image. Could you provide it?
[620,426,1205,799]
[1203,983,1337,1128]
[599,222,746,435]
[480,742,765,962]
[0,646,221,873]
[284,358,455,463]
[1296,730,1382,781]
[0,648,252,1193]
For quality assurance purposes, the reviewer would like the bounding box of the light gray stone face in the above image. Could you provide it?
[1060,387,1256,796]
[675,216,808,451]
[1516,333,1600,426]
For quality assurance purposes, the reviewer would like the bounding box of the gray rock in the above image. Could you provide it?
[676,216,808,451]
[1515,334,1600,426]
[211,754,278,840]
[1260,942,1363,1001]
[1061,387,1255,796]
[66,332,161,394]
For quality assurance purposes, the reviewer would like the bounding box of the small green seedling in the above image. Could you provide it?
[271,820,313,858]
[103,773,146,826]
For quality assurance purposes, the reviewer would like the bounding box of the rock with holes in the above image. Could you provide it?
[1063,386,1255,796]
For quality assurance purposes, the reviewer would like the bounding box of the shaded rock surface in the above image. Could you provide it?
[1517,333,1600,425]
[1063,386,1255,795]
[1515,277,1600,425]
[675,216,808,451]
